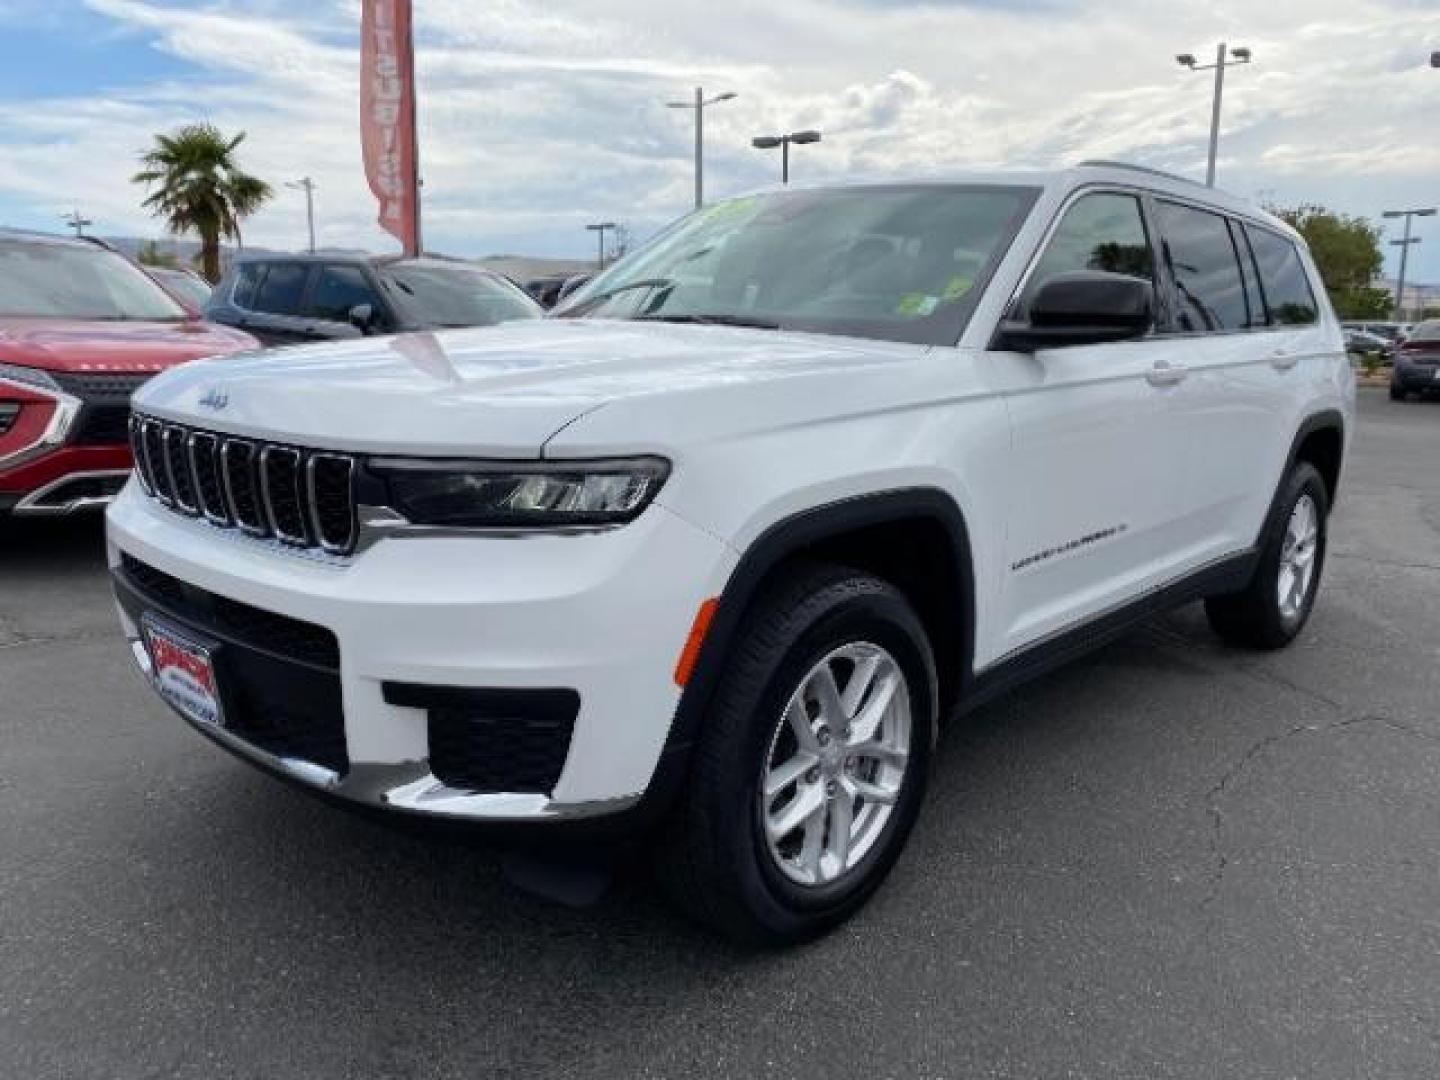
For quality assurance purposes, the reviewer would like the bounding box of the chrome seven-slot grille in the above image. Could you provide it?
[128,414,358,555]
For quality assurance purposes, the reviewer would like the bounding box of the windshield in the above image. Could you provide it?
[0,241,188,321]
[152,269,211,308]
[556,184,1039,346]
[382,263,541,328]
[1407,321,1440,342]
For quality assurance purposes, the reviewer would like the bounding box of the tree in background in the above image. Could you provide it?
[1269,204,1388,319]
[132,124,272,284]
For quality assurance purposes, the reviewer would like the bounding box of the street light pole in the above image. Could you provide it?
[1383,208,1437,321]
[1177,43,1252,187]
[1207,42,1226,188]
[750,130,822,185]
[586,221,616,272]
[286,178,317,253]
[61,208,91,238]
[666,88,737,210]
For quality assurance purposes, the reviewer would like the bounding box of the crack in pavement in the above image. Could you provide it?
[1329,552,1440,573]
[1234,661,1346,712]
[1201,712,1440,919]
[0,628,118,654]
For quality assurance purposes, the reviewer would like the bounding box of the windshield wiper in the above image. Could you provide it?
[633,313,781,331]
[556,277,676,317]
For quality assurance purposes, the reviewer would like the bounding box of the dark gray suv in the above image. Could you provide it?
[205,254,542,347]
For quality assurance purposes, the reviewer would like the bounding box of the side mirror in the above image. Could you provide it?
[348,303,375,333]
[994,271,1153,352]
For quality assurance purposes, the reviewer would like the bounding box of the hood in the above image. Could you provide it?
[0,317,258,374]
[133,319,930,457]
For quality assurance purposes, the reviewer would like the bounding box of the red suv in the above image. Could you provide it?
[0,230,257,518]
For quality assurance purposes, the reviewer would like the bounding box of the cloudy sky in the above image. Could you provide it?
[0,0,1437,280]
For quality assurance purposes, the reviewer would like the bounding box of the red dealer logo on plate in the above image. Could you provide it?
[143,619,222,728]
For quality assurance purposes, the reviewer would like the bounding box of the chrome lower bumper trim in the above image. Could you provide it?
[12,469,130,516]
[124,631,639,823]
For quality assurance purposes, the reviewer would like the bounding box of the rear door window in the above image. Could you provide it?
[1155,201,1249,332]
[252,263,308,316]
[303,265,380,323]
[1245,226,1319,326]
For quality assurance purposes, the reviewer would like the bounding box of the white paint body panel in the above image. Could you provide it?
[109,164,1354,816]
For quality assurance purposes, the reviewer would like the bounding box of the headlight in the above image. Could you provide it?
[0,362,61,392]
[370,457,670,528]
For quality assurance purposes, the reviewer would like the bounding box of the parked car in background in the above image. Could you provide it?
[0,229,255,518]
[1343,327,1393,362]
[148,266,212,310]
[205,254,542,346]
[1342,320,1407,343]
[109,163,1351,943]
[1389,319,1440,400]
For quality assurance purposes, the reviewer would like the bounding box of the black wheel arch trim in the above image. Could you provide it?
[664,487,976,757]
[1274,408,1345,523]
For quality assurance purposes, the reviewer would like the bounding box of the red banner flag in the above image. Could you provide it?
[361,0,420,255]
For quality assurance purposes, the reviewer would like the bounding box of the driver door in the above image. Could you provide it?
[985,189,1186,659]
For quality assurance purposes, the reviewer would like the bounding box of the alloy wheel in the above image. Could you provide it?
[1277,492,1320,621]
[758,642,912,887]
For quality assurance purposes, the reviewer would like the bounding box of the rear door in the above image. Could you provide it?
[988,188,1187,656]
[1153,202,1328,568]
[1147,199,1278,569]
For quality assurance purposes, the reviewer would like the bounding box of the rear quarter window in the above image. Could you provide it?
[1245,226,1319,326]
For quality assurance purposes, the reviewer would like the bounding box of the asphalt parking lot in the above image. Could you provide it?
[2,387,1437,1079]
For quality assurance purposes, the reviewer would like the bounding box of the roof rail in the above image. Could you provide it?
[1076,160,1205,188]
[0,225,89,245]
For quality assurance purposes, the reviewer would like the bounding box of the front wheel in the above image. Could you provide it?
[1205,461,1329,650]
[1390,383,1407,402]
[658,565,937,945]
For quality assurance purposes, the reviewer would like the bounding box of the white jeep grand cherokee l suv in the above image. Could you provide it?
[108,162,1352,943]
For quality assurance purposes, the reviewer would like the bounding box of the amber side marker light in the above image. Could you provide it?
[674,598,720,687]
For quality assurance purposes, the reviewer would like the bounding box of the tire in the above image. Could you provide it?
[1390,383,1406,402]
[658,563,937,945]
[1205,461,1328,650]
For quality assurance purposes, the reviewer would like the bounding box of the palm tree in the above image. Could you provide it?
[132,124,273,284]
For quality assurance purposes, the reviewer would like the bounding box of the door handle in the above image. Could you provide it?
[1145,360,1187,387]
[1270,349,1299,371]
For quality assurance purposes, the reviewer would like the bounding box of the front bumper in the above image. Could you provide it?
[107,480,736,824]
